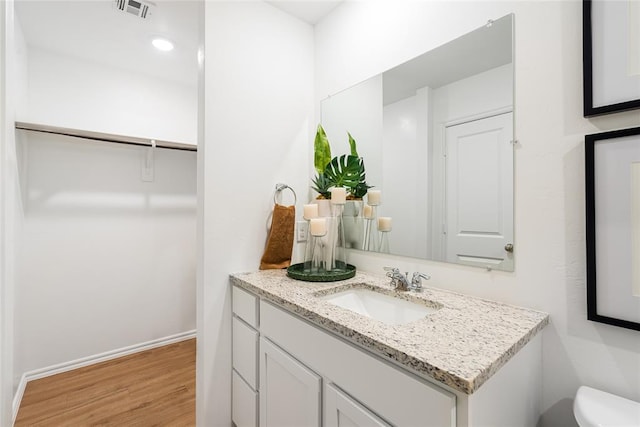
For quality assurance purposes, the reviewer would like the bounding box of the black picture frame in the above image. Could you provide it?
[583,0,640,117]
[585,126,640,331]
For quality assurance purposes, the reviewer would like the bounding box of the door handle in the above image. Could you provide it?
[504,243,514,253]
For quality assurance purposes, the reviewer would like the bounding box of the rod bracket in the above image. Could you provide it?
[142,139,156,182]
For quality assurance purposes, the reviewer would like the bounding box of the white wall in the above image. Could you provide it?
[14,14,27,120]
[199,2,314,425]
[382,95,422,258]
[316,1,640,426]
[15,132,197,380]
[24,47,197,144]
[1,2,15,424]
[432,63,513,125]
[1,0,27,423]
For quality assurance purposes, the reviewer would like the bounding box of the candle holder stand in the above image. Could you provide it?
[287,200,356,282]
[379,229,391,253]
[329,203,349,272]
[362,205,378,251]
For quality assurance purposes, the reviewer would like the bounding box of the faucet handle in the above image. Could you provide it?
[383,266,399,277]
[413,272,430,281]
[383,267,405,289]
[410,272,430,291]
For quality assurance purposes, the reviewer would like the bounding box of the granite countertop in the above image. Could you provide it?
[230,269,549,395]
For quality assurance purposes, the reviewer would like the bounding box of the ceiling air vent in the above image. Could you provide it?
[114,0,154,19]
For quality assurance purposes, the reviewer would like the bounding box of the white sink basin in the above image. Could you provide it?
[319,288,439,325]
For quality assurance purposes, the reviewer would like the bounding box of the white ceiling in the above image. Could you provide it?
[16,0,200,87]
[15,0,342,88]
[266,1,343,25]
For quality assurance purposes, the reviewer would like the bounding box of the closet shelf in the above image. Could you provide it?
[15,122,197,152]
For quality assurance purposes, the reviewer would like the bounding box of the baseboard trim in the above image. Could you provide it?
[12,373,27,425]
[12,329,196,424]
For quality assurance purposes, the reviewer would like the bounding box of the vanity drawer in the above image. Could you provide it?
[233,285,258,327]
[233,316,258,389]
[232,369,258,427]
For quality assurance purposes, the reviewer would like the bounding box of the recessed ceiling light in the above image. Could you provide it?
[152,37,174,52]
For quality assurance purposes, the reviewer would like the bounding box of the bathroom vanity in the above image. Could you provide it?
[230,270,548,427]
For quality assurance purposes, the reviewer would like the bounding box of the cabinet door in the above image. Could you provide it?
[324,383,391,427]
[259,337,321,427]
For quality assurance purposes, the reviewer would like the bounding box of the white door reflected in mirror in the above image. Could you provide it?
[444,112,514,270]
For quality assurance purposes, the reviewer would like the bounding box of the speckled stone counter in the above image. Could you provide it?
[230,269,548,395]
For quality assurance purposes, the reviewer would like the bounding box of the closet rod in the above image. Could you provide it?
[15,122,197,152]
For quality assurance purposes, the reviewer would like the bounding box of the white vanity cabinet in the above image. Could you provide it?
[232,284,456,427]
[231,281,544,427]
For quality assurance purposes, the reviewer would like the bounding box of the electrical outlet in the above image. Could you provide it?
[296,221,308,242]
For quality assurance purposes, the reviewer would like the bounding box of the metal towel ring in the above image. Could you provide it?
[274,183,297,206]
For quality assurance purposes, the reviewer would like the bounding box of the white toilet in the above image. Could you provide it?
[573,386,640,427]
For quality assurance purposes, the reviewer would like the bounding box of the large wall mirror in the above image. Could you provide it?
[321,14,515,271]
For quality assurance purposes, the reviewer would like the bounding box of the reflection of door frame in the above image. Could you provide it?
[430,106,513,263]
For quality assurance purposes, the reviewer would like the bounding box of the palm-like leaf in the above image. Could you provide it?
[314,124,332,174]
[323,155,365,195]
[347,132,358,157]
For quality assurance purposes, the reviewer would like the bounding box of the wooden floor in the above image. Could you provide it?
[15,338,195,426]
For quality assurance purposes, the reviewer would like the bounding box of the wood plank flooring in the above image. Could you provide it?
[15,338,195,426]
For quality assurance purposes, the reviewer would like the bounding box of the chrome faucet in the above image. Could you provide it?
[383,267,430,292]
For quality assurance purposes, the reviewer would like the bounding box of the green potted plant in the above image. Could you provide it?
[311,125,372,248]
[311,125,372,201]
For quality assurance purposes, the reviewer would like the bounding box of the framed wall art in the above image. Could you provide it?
[585,126,640,331]
[583,0,640,116]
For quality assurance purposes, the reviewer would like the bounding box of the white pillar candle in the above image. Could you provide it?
[363,204,373,219]
[331,187,347,205]
[303,204,318,220]
[378,216,392,232]
[367,190,381,205]
[310,217,327,236]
